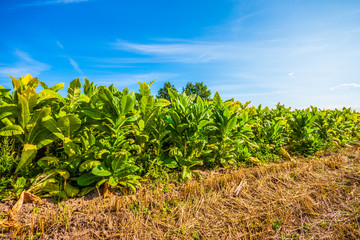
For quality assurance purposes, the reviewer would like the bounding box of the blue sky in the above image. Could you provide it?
[1,0,360,109]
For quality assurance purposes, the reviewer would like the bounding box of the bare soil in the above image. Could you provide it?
[1,147,360,239]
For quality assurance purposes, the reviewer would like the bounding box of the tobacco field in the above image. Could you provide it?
[0,75,360,239]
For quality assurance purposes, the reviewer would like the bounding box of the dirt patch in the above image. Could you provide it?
[1,147,360,239]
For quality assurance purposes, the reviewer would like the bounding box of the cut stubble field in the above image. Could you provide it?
[1,147,360,240]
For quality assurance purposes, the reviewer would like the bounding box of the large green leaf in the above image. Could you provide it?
[38,89,64,101]
[120,92,135,116]
[92,165,112,177]
[19,74,33,87]
[77,173,102,186]
[57,114,82,138]
[1,117,15,128]
[108,176,118,186]
[10,75,21,92]
[225,117,237,134]
[140,95,154,115]
[111,155,127,174]
[42,115,64,140]
[0,86,11,93]
[0,125,24,136]
[41,179,61,193]
[17,93,30,129]
[167,88,178,101]
[26,117,58,147]
[39,81,49,89]
[81,107,103,120]
[154,98,171,107]
[181,166,192,181]
[162,158,178,169]
[97,87,112,106]
[76,94,90,104]
[22,87,37,111]
[213,92,222,107]
[79,160,102,172]
[112,163,139,179]
[26,107,51,140]
[37,156,60,169]
[0,104,17,120]
[138,80,155,97]
[40,82,64,92]
[63,139,81,156]
[50,83,65,92]
[16,144,37,172]
[67,78,81,100]
[54,169,71,180]
[64,182,79,197]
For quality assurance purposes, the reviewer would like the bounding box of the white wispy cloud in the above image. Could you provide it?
[288,72,294,78]
[68,58,84,75]
[0,49,51,78]
[56,41,64,49]
[50,0,88,3]
[91,64,137,69]
[113,39,250,63]
[20,0,90,7]
[330,83,360,91]
[94,57,179,64]
[112,38,330,64]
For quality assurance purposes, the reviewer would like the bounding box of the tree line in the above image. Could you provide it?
[157,82,212,101]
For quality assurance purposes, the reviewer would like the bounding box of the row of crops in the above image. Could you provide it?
[0,75,359,199]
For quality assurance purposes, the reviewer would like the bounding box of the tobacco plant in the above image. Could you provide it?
[0,75,359,199]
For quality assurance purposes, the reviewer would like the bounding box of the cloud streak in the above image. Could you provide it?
[56,41,64,49]
[113,39,251,63]
[20,0,90,7]
[68,58,84,75]
[50,0,88,3]
[330,83,360,91]
[0,49,51,78]
[113,37,334,65]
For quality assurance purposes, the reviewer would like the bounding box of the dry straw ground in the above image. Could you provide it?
[1,147,360,239]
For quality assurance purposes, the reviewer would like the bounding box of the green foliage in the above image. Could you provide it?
[182,82,211,101]
[0,137,19,199]
[156,81,177,101]
[287,109,322,155]
[205,93,244,166]
[1,75,359,200]
[0,137,17,176]
[0,75,62,173]
[165,90,211,180]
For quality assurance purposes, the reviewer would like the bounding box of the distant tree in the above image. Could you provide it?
[157,81,178,100]
[182,82,211,100]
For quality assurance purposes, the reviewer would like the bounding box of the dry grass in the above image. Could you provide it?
[1,147,360,239]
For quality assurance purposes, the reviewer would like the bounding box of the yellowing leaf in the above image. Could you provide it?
[79,160,102,172]
[22,87,37,111]
[278,148,292,161]
[0,125,24,136]
[20,74,33,86]
[55,169,70,180]
[23,144,37,151]
[10,75,21,92]
[16,146,37,173]
[64,183,79,198]
[17,93,30,129]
